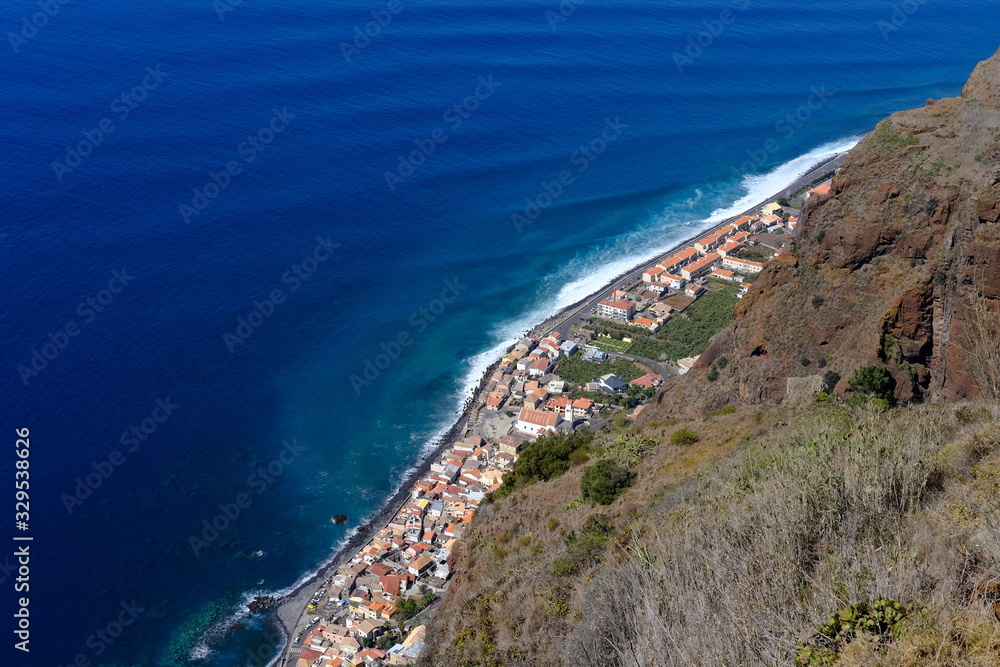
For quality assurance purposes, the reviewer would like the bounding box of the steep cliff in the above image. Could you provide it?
[420,49,1000,667]
[684,46,1000,409]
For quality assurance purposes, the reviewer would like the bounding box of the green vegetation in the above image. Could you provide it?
[586,288,738,362]
[734,245,774,262]
[815,229,827,244]
[795,599,910,665]
[555,353,644,385]
[588,337,632,354]
[397,588,438,620]
[927,155,946,177]
[567,389,612,403]
[706,366,719,381]
[822,370,841,391]
[870,119,919,156]
[552,513,617,576]
[377,628,403,650]
[580,459,635,504]
[495,430,594,498]
[847,365,895,401]
[608,431,657,466]
[669,427,699,446]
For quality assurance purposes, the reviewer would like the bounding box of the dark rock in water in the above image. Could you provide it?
[247,596,280,613]
[331,514,348,525]
[227,622,246,632]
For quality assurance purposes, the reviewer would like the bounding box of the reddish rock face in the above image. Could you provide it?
[665,47,1000,411]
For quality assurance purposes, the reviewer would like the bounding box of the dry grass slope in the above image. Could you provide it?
[422,401,1000,667]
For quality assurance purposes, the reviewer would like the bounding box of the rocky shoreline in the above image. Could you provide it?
[263,352,509,666]
[261,150,848,666]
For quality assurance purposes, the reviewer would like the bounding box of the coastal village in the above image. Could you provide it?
[283,180,834,667]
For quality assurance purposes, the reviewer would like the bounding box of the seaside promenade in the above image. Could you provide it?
[269,150,846,667]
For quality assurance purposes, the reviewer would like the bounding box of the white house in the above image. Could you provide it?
[597,299,636,321]
[515,408,562,437]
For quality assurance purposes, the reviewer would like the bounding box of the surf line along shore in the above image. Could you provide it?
[263,149,849,666]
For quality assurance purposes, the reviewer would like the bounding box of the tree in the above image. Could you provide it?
[847,365,895,401]
[581,460,635,505]
[497,430,594,497]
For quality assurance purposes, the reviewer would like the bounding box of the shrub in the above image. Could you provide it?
[551,556,576,576]
[815,229,827,244]
[795,600,909,665]
[580,460,635,505]
[497,430,594,497]
[670,428,699,446]
[812,295,824,308]
[822,370,841,391]
[800,356,812,367]
[847,365,895,401]
[581,513,615,540]
[706,367,719,382]
[717,356,729,369]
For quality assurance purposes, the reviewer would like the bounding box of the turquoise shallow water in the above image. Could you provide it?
[1,0,999,664]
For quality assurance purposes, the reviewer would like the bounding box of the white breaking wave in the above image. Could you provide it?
[191,135,862,665]
[453,136,861,396]
[706,137,861,222]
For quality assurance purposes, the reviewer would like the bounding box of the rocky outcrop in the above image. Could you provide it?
[668,47,1000,410]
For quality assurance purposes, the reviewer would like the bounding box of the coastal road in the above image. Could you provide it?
[542,152,846,343]
[274,151,847,667]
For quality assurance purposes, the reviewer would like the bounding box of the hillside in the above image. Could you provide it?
[419,48,1000,667]
[689,46,1000,409]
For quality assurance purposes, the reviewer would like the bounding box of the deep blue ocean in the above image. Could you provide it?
[2,0,999,664]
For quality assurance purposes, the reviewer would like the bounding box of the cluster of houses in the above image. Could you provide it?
[287,191,833,667]
[291,330,662,667]
[639,214,766,304]
[290,430,503,666]
[484,331,663,430]
[591,207,803,339]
